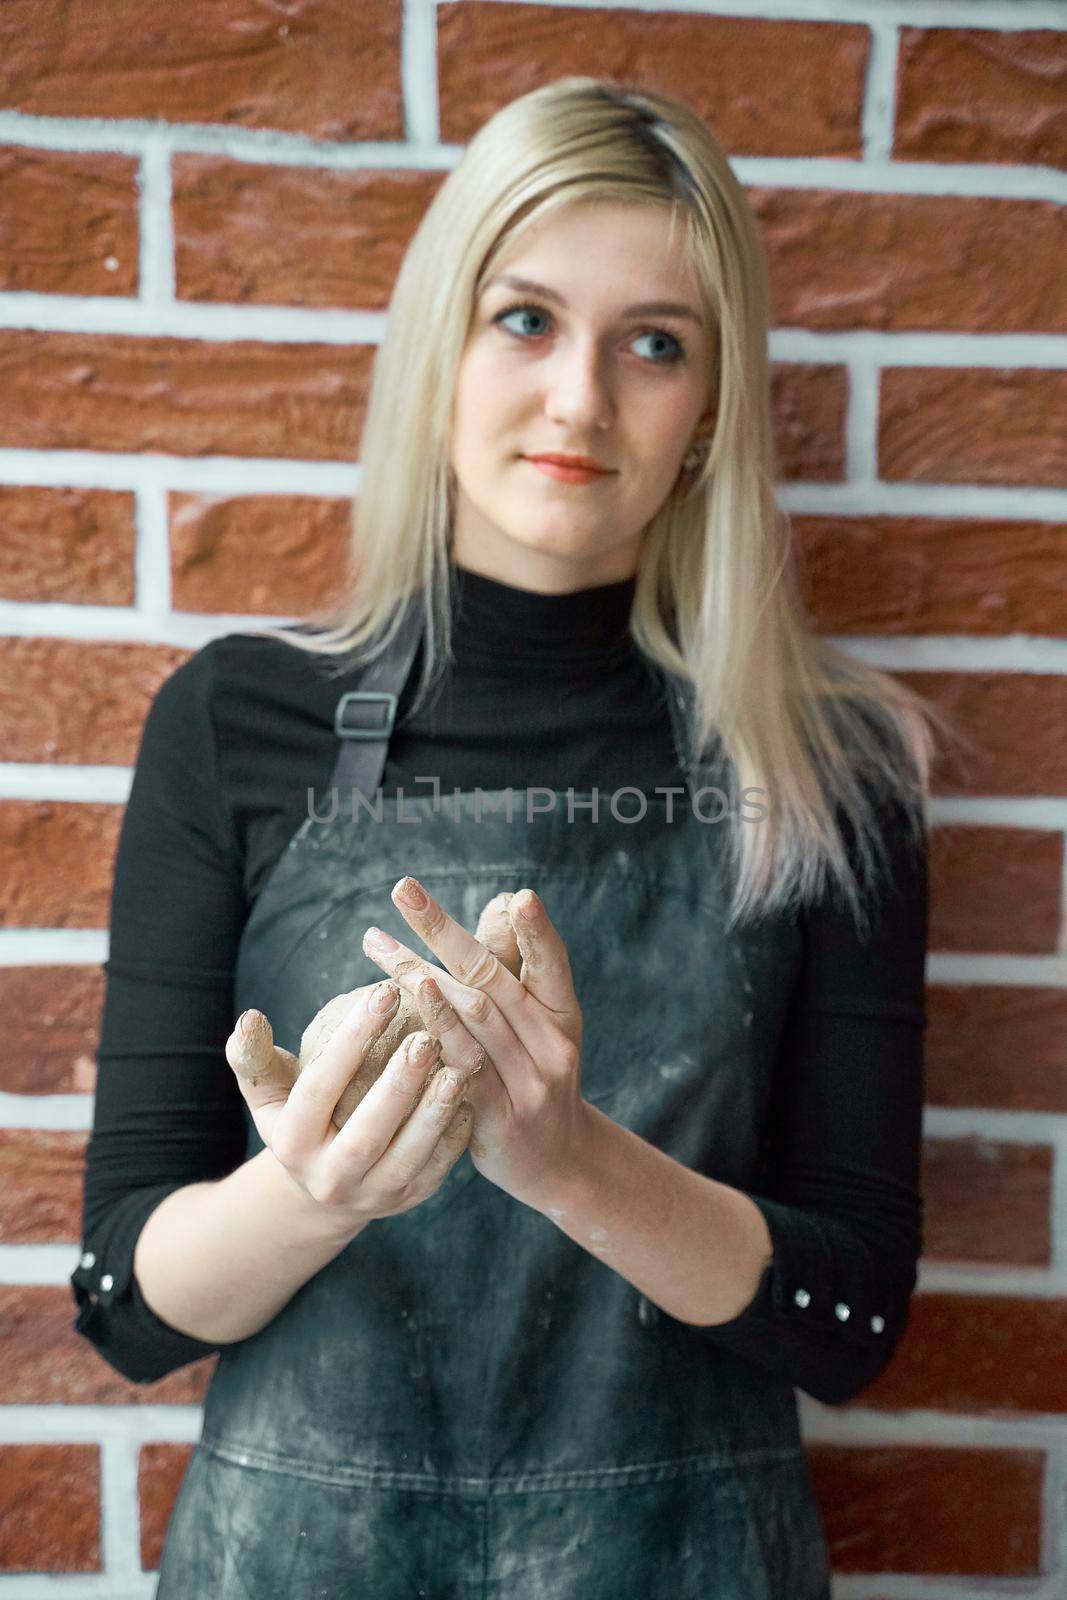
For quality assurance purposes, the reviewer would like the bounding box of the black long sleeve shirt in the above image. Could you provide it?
[71,562,928,1405]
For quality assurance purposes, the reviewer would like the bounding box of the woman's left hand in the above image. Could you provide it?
[361,878,587,1208]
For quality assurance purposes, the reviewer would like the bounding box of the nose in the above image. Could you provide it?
[542,338,615,434]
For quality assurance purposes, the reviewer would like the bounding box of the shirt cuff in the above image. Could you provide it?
[684,1191,911,1405]
[71,1186,225,1386]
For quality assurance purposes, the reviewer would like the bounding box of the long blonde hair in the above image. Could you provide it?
[243,75,967,934]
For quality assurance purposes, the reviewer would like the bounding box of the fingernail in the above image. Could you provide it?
[371,982,399,1015]
[365,927,398,954]
[436,1071,463,1106]
[394,876,428,911]
[237,1010,255,1037]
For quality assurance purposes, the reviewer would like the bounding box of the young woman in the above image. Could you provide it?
[73,77,955,1599]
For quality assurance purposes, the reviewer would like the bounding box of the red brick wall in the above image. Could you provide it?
[0,2,1064,1589]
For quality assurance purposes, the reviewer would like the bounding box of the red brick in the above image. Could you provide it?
[754,188,1066,334]
[0,330,372,460]
[173,157,444,310]
[0,146,138,297]
[0,1443,100,1572]
[927,824,1063,955]
[798,516,1067,637]
[0,800,121,929]
[0,1286,213,1405]
[0,637,190,764]
[922,1136,1052,1267]
[862,1293,1067,1417]
[809,1443,1044,1576]
[438,5,868,157]
[773,364,848,481]
[0,966,104,1096]
[0,0,403,141]
[880,368,1067,487]
[904,669,1067,798]
[169,491,351,615]
[0,486,136,605]
[0,1129,86,1243]
[896,28,1067,169]
[139,1443,196,1572]
[925,986,1067,1113]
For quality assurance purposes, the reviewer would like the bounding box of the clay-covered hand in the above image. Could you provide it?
[362,878,588,1210]
[226,892,522,1131]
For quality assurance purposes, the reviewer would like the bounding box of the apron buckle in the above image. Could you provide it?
[334,690,399,740]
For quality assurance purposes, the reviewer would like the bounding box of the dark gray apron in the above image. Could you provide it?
[154,596,832,1599]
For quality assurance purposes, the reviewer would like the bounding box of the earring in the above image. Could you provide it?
[680,437,710,476]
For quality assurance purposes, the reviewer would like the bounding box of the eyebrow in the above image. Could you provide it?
[481,273,705,328]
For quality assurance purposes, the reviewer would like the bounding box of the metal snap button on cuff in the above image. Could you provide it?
[835,1301,850,1321]
[870,1314,885,1334]
[100,1274,114,1292]
[793,1288,811,1308]
[80,1251,95,1270]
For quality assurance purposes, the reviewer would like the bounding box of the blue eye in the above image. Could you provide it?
[492,303,686,366]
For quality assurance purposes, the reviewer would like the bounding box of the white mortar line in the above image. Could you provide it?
[859,19,899,166]
[0,765,132,800]
[0,452,362,496]
[917,1262,1067,1297]
[465,0,1067,25]
[924,1109,1067,1142]
[798,1402,1067,1450]
[0,1095,94,1131]
[1042,1445,1067,1579]
[138,135,174,308]
[101,1435,145,1587]
[927,955,1067,987]
[133,480,175,622]
[0,291,388,342]
[0,604,294,648]
[927,800,1067,829]
[0,109,459,168]
[0,1580,155,1597]
[402,0,440,147]
[0,930,109,964]
[830,1579,1063,1600]
[0,105,1067,199]
[0,1245,94,1283]
[837,637,1067,673]
[0,1406,204,1442]
[844,357,880,483]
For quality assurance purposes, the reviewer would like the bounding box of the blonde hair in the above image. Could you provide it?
[244,75,969,935]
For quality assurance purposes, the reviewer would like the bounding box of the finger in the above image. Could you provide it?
[226,1011,300,1102]
[273,982,402,1160]
[378,1062,475,1187]
[474,893,522,979]
[363,928,529,1081]
[506,889,582,1029]
[323,1028,443,1182]
[388,876,528,1014]
[412,974,494,1085]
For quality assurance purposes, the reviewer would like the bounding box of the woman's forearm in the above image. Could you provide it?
[132,1147,368,1345]
[533,1102,775,1325]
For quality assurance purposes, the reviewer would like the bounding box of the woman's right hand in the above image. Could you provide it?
[224,981,473,1229]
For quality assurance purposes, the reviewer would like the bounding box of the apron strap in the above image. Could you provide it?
[331,594,425,800]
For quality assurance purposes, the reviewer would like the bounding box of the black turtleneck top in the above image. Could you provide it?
[71,562,927,1406]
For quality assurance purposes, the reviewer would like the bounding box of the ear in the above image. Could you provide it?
[474,891,523,979]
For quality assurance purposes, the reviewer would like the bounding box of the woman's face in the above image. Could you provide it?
[448,199,717,595]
